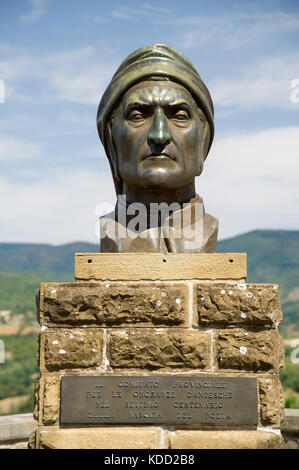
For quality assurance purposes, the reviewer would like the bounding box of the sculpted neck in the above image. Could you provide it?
[122,181,196,205]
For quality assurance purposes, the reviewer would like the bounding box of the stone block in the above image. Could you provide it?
[33,380,39,422]
[166,429,285,449]
[75,253,247,281]
[37,426,162,449]
[258,376,284,427]
[42,375,60,425]
[28,430,37,449]
[195,283,282,327]
[216,329,281,372]
[108,329,211,370]
[40,328,104,372]
[38,282,188,327]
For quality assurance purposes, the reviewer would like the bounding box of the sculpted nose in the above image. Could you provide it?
[148,111,171,151]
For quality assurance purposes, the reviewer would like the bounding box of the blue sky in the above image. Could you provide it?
[0,0,298,244]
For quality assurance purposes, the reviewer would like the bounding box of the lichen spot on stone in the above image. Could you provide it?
[161,292,167,297]
[51,289,56,294]
[228,290,233,296]
[175,298,181,304]
[105,284,110,288]
[59,349,66,354]
[52,340,59,345]
[156,300,162,307]
[220,289,226,295]
[237,283,247,290]
[246,292,253,298]
[241,312,247,319]
[240,346,247,355]
[273,285,278,290]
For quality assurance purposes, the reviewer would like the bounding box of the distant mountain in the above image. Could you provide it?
[0,241,98,274]
[0,230,298,336]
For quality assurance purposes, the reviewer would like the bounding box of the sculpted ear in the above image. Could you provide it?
[196,118,211,176]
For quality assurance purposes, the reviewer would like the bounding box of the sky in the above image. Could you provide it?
[0,0,298,245]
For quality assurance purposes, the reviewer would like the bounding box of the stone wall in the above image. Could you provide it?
[30,254,286,449]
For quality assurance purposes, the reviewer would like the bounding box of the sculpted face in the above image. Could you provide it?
[111,80,206,194]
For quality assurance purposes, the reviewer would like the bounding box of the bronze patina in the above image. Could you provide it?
[60,376,258,426]
[97,44,218,253]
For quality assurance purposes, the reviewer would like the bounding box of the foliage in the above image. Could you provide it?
[285,393,299,409]
[0,333,39,400]
[0,392,34,416]
[280,346,299,395]
[0,271,73,315]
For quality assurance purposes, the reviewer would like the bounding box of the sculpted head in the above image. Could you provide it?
[97,44,214,202]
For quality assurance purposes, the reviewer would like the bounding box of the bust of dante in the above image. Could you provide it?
[96,44,218,253]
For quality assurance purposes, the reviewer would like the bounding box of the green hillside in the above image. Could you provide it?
[0,271,73,315]
[0,242,97,273]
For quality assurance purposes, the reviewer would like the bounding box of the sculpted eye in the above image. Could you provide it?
[127,111,145,122]
[173,110,189,121]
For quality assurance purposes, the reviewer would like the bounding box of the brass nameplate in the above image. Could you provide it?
[60,376,257,426]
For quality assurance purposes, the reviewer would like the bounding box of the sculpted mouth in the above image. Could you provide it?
[143,153,174,161]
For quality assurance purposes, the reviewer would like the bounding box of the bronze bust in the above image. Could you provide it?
[97,44,218,253]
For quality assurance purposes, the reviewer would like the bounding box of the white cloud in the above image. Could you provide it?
[110,4,169,21]
[83,15,109,24]
[51,63,113,105]
[173,12,299,50]
[196,126,299,240]
[111,7,152,21]
[0,138,41,162]
[0,46,117,105]
[0,169,116,244]
[211,55,299,111]
[20,0,49,23]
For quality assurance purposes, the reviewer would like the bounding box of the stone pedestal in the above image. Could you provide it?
[30,253,285,449]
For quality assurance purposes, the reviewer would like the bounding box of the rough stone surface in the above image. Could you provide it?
[42,375,60,425]
[167,429,285,449]
[39,282,188,327]
[31,266,286,449]
[109,329,211,370]
[216,329,282,372]
[28,430,36,449]
[37,426,162,449]
[258,376,284,427]
[41,328,103,371]
[196,283,282,326]
[33,380,39,422]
